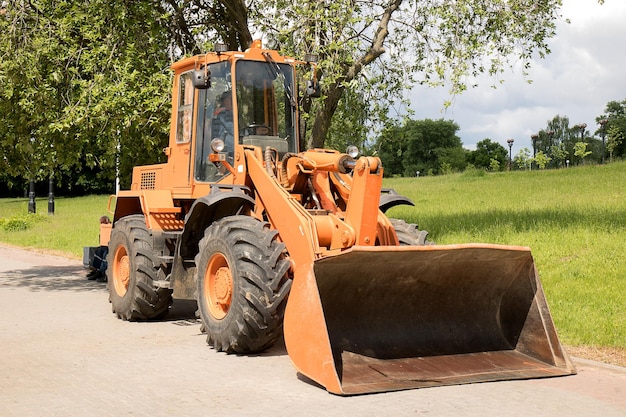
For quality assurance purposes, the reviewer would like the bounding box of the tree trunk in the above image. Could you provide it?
[218,0,253,50]
[307,84,345,149]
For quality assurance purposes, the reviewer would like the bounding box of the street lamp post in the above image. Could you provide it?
[599,119,608,164]
[531,134,538,158]
[507,138,514,170]
[531,134,538,170]
[576,123,587,141]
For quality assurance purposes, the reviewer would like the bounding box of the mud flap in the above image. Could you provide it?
[285,244,576,395]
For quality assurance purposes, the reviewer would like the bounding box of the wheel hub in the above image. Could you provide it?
[206,253,233,320]
[113,246,130,297]
[213,267,232,306]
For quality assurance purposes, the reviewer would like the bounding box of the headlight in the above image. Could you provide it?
[346,145,359,159]
[211,138,225,153]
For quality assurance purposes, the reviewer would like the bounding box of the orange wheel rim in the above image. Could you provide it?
[204,252,232,320]
[113,245,130,297]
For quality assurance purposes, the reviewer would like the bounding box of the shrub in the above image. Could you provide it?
[0,214,47,231]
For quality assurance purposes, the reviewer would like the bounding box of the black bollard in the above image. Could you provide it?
[28,179,36,214]
[48,175,55,215]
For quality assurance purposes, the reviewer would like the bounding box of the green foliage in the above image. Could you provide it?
[0,214,47,232]
[514,147,532,170]
[322,87,369,152]
[573,141,592,164]
[439,162,452,175]
[0,1,171,191]
[535,115,574,165]
[534,150,551,169]
[600,99,626,158]
[468,138,507,171]
[606,125,623,162]
[384,161,626,348]
[550,143,569,168]
[374,118,465,177]
[255,0,564,148]
[461,164,485,178]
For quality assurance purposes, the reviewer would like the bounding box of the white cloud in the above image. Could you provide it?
[406,0,626,153]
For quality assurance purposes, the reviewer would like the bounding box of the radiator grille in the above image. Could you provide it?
[140,171,156,190]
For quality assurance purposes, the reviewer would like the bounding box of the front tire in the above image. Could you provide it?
[107,215,173,320]
[195,216,291,353]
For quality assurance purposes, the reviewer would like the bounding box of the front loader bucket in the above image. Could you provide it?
[283,244,575,395]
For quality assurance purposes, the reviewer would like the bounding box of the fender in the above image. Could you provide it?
[379,188,414,213]
[179,184,255,260]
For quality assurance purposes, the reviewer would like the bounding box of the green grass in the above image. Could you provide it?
[0,195,111,259]
[1,163,625,350]
[385,162,626,349]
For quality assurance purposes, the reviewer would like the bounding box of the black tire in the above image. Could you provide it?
[107,214,173,321]
[195,215,292,353]
[390,218,432,246]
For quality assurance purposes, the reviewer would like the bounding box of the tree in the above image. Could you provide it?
[264,1,567,149]
[534,151,551,169]
[598,99,626,159]
[435,146,468,175]
[573,142,592,165]
[550,144,569,168]
[0,1,172,192]
[468,139,507,171]
[606,125,624,163]
[514,148,532,170]
[323,88,370,152]
[374,121,407,176]
[375,118,464,176]
[533,115,574,168]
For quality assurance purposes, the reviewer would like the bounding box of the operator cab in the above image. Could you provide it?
[193,56,298,183]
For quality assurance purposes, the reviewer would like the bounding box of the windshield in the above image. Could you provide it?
[235,60,297,155]
[194,59,298,183]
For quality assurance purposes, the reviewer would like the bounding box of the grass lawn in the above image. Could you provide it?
[1,162,625,362]
[0,195,110,259]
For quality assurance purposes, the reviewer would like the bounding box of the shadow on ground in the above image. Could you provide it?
[0,263,290,358]
[0,264,105,292]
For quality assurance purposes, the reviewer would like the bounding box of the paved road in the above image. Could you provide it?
[0,244,624,417]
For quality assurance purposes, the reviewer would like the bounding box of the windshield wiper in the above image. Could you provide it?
[262,52,297,108]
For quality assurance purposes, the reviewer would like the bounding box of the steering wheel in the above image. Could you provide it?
[245,124,272,136]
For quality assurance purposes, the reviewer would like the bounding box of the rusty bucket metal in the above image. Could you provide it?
[283,244,576,395]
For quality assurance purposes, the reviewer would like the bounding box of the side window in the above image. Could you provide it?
[176,71,194,143]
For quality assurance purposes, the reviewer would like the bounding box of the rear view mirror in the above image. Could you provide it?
[192,69,211,89]
[306,79,321,97]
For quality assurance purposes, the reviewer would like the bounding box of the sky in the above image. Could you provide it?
[405,0,626,154]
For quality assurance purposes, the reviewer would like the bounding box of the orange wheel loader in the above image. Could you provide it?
[103,40,575,395]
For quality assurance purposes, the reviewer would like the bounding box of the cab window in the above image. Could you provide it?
[176,71,194,143]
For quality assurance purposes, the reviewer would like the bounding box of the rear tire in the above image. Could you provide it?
[390,218,431,246]
[195,216,291,353]
[107,215,173,320]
